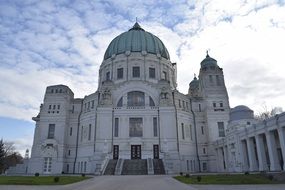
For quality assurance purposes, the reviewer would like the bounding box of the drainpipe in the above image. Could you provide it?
[190,98,201,172]
[109,108,114,155]
[93,93,100,153]
[172,91,180,153]
[158,108,164,154]
[73,100,83,174]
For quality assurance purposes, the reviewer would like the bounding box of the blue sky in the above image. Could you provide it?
[1,0,285,155]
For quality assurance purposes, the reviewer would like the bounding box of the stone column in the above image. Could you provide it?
[216,148,222,172]
[246,137,258,171]
[255,134,268,171]
[240,140,249,171]
[226,144,232,172]
[224,145,229,171]
[277,127,285,170]
[266,131,281,171]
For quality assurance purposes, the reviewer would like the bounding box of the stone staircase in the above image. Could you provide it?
[104,159,118,175]
[121,159,147,175]
[153,159,165,175]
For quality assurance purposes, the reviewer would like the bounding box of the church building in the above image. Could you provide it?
[8,22,285,175]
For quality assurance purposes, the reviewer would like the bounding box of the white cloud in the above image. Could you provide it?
[0,0,285,125]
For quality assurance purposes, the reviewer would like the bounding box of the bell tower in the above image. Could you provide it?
[198,52,230,172]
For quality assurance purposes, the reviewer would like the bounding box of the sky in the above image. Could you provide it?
[0,0,285,156]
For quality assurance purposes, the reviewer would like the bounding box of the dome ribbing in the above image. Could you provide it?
[104,22,170,60]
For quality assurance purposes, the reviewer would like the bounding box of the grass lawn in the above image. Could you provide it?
[174,174,280,184]
[0,176,90,185]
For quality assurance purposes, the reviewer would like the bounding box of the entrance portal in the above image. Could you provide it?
[131,145,141,159]
[113,145,119,159]
[153,144,159,159]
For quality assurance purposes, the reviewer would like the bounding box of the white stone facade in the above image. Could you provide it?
[216,109,285,173]
[9,23,285,175]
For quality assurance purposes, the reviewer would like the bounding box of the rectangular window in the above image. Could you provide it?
[53,105,56,109]
[43,157,52,173]
[213,102,216,107]
[129,118,143,137]
[149,97,155,106]
[201,126,204,135]
[49,105,51,109]
[117,68,123,79]
[149,68,155,78]
[106,71,110,80]
[209,75,213,83]
[198,104,201,112]
[202,162,207,171]
[87,102,90,109]
[132,66,140,78]
[114,118,119,137]
[186,125,190,138]
[153,117,158,137]
[57,104,60,109]
[218,122,225,137]
[68,150,71,156]
[81,126,83,141]
[186,102,189,110]
[182,101,185,109]
[178,99,181,108]
[88,124,91,140]
[203,148,206,154]
[181,123,185,140]
[91,100,94,108]
[220,102,223,107]
[190,125,193,140]
[216,75,221,86]
[70,127,72,136]
[162,71,167,80]
[47,124,55,139]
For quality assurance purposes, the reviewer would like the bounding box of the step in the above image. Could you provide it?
[153,159,165,175]
[104,159,118,175]
[121,159,147,175]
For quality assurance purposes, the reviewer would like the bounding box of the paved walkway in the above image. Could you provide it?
[0,175,195,190]
[1,175,285,190]
[193,184,285,190]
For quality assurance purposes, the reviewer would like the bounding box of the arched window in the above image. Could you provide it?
[127,91,145,106]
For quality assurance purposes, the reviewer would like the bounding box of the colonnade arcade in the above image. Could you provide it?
[216,120,285,172]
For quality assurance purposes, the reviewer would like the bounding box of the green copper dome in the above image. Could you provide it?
[200,53,218,68]
[189,75,199,90]
[104,22,170,60]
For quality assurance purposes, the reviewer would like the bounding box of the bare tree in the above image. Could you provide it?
[255,104,283,121]
[0,139,23,174]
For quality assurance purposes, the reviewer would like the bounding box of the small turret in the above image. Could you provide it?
[188,74,200,97]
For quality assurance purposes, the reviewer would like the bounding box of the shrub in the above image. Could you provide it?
[185,173,190,178]
[54,176,60,183]
[197,176,202,182]
[34,173,39,177]
[244,171,250,175]
[81,173,86,177]
[268,175,274,181]
[179,172,183,176]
